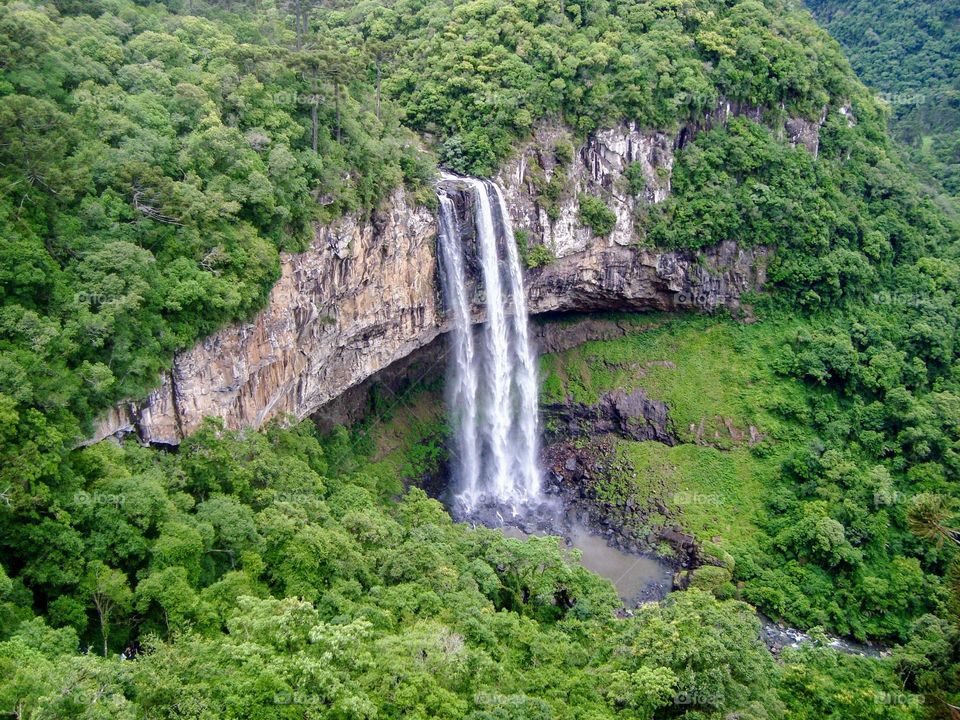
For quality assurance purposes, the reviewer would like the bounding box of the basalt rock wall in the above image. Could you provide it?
[87,104,825,446]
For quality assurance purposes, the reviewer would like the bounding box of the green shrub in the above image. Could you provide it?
[578,194,617,236]
[516,229,555,269]
[624,162,647,196]
[689,565,733,594]
[554,140,575,166]
[526,244,555,268]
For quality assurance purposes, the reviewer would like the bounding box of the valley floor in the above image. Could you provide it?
[366,311,931,642]
[1,310,936,718]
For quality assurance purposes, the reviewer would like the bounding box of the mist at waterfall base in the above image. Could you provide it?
[436,173,552,526]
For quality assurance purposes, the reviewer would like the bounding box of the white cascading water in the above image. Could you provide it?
[437,174,542,515]
[437,195,481,505]
[492,183,542,499]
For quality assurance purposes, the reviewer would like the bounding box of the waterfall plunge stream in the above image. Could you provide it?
[437,175,542,516]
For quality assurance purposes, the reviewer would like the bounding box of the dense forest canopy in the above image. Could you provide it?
[1,0,960,717]
[805,0,960,199]
[0,0,435,466]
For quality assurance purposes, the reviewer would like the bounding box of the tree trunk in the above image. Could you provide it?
[294,0,302,49]
[335,80,341,143]
[311,70,319,153]
[95,597,110,657]
[376,58,382,121]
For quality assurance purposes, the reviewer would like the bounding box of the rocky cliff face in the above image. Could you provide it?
[543,387,679,445]
[495,100,822,259]
[88,190,440,445]
[89,107,815,446]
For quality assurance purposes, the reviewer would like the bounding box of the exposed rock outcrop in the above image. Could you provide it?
[543,439,701,567]
[496,123,674,257]
[528,240,767,314]
[88,105,815,446]
[88,189,440,445]
[312,319,669,431]
[532,315,657,355]
[89,230,766,446]
[496,101,823,259]
[543,388,678,445]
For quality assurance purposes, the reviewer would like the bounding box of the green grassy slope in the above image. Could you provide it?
[540,313,952,645]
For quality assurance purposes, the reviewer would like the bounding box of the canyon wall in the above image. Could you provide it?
[88,189,439,445]
[88,108,820,446]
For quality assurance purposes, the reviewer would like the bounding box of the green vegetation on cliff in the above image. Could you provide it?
[371,0,853,175]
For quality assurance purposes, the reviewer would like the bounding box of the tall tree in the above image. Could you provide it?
[358,8,401,122]
[81,561,132,657]
[909,493,960,548]
[297,33,359,147]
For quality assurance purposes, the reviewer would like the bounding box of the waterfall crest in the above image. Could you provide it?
[437,174,542,515]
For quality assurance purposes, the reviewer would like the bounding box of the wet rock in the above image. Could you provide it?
[542,438,704,569]
[533,316,659,354]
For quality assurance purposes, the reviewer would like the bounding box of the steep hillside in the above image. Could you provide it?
[541,314,946,641]
[806,0,960,198]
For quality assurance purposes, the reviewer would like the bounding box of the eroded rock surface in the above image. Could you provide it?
[543,388,678,445]
[496,101,822,260]
[88,188,439,445]
[542,439,701,567]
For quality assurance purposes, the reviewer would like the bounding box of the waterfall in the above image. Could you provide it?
[437,174,542,515]
[437,195,481,506]
[492,183,542,504]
